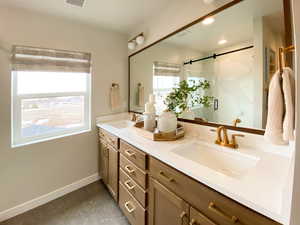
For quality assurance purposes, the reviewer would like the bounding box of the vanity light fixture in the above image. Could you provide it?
[202,17,215,25]
[128,33,145,50]
[218,39,227,45]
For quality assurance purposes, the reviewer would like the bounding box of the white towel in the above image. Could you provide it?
[264,68,295,145]
[264,70,287,145]
[282,67,295,142]
[110,85,121,111]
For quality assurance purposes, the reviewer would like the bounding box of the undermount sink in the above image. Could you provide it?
[171,142,260,178]
[108,120,134,129]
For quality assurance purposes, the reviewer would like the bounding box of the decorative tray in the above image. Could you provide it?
[133,121,185,141]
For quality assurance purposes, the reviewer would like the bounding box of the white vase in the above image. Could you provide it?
[180,108,195,120]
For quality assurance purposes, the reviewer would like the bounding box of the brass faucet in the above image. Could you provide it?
[233,118,241,127]
[214,126,244,149]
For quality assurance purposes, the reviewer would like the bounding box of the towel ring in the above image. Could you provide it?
[279,45,295,74]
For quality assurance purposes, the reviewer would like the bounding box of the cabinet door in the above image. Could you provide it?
[149,178,189,225]
[100,142,109,185]
[107,145,119,201]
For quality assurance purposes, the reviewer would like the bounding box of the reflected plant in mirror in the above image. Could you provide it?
[164,80,213,119]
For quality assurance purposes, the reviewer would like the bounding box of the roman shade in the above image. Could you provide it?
[11,45,91,73]
[153,61,181,77]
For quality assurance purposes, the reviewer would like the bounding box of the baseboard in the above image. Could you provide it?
[0,173,101,222]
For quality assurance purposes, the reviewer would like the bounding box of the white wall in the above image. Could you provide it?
[0,6,128,213]
[128,0,232,55]
[289,0,300,224]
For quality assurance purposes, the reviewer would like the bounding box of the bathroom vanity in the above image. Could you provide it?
[97,0,294,224]
[96,114,292,225]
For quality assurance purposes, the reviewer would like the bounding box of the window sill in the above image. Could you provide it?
[12,128,92,148]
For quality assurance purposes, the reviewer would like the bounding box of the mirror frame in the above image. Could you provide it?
[128,0,293,135]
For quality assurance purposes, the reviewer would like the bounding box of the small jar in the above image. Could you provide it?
[157,110,177,133]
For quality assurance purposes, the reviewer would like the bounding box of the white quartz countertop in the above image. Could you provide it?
[96,114,293,224]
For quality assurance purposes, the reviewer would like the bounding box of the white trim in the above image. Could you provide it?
[0,173,101,222]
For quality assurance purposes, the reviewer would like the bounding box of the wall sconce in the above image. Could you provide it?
[128,33,145,50]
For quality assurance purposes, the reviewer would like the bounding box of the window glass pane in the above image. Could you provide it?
[153,76,180,114]
[17,71,87,94]
[21,96,84,137]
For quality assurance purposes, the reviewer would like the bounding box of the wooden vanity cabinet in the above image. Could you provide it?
[97,128,281,225]
[149,178,189,225]
[99,128,119,202]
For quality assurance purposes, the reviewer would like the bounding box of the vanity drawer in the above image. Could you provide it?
[190,207,218,225]
[99,128,119,149]
[120,155,147,189]
[119,183,146,225]
[119,168,146,208]
[120,140,147,170]
[149,157,280,225]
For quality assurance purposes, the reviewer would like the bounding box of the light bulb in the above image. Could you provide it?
[218,39,227,45]
[128,41,136,50]
[136,35,145,45]
[202,17,215,25]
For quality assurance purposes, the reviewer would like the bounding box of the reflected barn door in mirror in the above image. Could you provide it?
[129,0,292,134]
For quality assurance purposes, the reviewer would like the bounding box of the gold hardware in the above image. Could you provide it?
[230,134,245,149]
[279,45,295,74]
[124,180,136,190]
[233,118,241,127]
[215,126,229,145]
[159,171,175,182]
[180,212,187,225]
[124,165,135,174]
[131,113,137,122]
[208,202,238,224]
[124,201,136,213]
[214,126,244,149]
[189,219,197,225]
[125,150,135,157]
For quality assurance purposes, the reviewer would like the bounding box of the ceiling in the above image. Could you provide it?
[163,0,284,52]
[0,0,175,34]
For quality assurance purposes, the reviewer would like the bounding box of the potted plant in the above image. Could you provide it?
[164,79,213,119]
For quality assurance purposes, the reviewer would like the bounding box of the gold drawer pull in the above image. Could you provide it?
[189,219,197,225]
[208,202,238,223]
[125,165,135,174]
[124,201,136,213]
[180,212,187,225]
[124,180,136,190]
[159,171,175,182]
[125,149,135,157]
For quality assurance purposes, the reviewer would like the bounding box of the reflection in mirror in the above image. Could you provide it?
[130,0,287,131]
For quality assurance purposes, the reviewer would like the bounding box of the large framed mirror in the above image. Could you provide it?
[129,0,293,134]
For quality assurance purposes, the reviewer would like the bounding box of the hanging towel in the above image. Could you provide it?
[110,85,121,111]
[137,84,145,107]
[264,70,287,145]
[282,67,295,142]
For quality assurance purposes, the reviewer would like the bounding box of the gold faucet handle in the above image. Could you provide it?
[230,134,245,149]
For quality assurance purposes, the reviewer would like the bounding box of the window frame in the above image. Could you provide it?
[11,70,91,148]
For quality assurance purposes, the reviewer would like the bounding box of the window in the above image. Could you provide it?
[153,62,181,114]
[11,46,91,147]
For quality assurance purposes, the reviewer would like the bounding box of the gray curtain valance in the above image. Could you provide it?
[11,45,91,73]
[153,61,181,77]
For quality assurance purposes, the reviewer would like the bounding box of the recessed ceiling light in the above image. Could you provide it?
[203,0,215,4]
[202,17,215,25]
[66,0,85,7]
[218,39,227,45]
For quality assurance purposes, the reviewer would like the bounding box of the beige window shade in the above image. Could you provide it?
[11,45,91,73]
[153,61,181,77]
